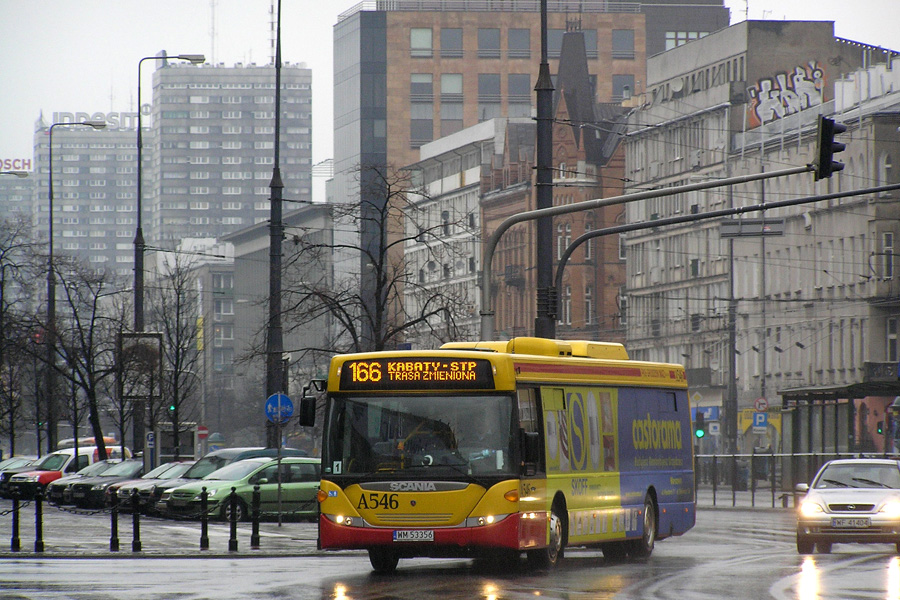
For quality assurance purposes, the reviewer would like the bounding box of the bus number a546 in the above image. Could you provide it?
[356,493,399,510]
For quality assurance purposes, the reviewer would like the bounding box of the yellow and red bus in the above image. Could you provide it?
[299,337,695,573]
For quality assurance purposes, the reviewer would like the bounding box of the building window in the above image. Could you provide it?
[478,74,501,121]
[213,324,234,347]
[612,74,635,101]
[557,223,571,260]
[612,29,635,59]
[584,286,593,325]
[885,232,895,279]
[212,273,233,289]
[214,298,234,320]
[558,285,571,326]
[440,74,464,136]
[665,30,709,51]
[410,28,433,58]
[441,28,463,58]
[410,74,433,147]
[619,288,627,327]
[584,223,593,261]
[478,28,500,58]
[508,29,530,58]
[619,234,627,260]
[889,317,898,363]
[508,73,531,118]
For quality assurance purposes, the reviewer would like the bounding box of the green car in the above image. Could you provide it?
[159,456,320,521]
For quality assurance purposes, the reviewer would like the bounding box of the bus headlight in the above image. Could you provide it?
[326,514,362,527]
[465,514,510,527]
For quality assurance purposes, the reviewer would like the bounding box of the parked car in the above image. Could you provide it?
[112,460,196,512]
[148,447,308,507]
[0,457,36,498]
[158,456,320,521]
[68,459,144,508]
[46,459,122,505]
[796,457,900,554]
[7,446,131,500]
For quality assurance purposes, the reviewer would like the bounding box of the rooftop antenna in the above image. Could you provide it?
[209,0,218,64]
[269,0,276,65]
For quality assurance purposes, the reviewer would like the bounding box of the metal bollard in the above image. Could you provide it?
[228,487,238,552]
[251,484,261,549]
[110,494,120,552]
[10,495,20,552]
[200,487,209,551]
[131,489,142,552]
[34,490,44,553]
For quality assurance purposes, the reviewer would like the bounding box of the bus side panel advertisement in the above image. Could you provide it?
[616,387,695,535]
[541,386,694,543]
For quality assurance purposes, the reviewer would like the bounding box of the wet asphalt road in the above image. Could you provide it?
[1,499,899,599]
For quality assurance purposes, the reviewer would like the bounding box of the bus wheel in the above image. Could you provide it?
[628,495,656,559]
[527,501,565,570]
[368,548,400,573]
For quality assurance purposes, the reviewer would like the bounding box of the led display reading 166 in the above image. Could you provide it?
[348,360,382,383]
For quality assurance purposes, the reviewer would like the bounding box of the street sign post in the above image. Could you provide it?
[265,393,294,424]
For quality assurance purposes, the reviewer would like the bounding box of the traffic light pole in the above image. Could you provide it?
[479,164,812,341]
[552,180,900,454]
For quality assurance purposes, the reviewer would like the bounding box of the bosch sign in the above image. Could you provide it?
[0,159,31,171]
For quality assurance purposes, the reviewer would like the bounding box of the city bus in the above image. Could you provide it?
[298,336,695,573]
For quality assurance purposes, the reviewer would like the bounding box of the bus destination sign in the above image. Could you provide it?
[339,358,495,391]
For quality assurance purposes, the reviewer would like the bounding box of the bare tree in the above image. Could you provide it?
[147,253,202,460]
[50,260,126,461]
[0,216,40,455]
[281,165,474,356]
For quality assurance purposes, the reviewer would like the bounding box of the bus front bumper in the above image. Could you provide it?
[319,511,547,552]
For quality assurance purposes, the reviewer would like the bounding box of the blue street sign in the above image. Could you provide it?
[265,393,294,424]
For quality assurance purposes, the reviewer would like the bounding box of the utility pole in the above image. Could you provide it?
[533,0,555,339]
[265,0,285,448]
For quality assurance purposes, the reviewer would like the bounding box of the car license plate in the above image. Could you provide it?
[393,530,434,542]
[832,517,870,528]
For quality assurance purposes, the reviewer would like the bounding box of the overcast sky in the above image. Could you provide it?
[1,0,896,199]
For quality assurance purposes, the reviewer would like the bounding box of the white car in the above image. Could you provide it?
[796,458,900,554]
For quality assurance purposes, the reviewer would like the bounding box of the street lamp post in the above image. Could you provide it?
[134,52,205,333]
[46,119,106,452]
[133,52,203,460]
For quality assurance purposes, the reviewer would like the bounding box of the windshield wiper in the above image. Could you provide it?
[820,478,849,487]
[851,477,891,488]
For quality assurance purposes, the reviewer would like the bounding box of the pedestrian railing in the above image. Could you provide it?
[695,451,900,508]
[2,485,315,554]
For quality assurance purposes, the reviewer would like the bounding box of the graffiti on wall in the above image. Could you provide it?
[746,62,825,128]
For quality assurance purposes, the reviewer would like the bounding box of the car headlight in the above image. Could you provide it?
[92,483,108,490]
[799,500,824,517]
[207,488,222,498]
[160,491,171,501]
[881,501,900,517]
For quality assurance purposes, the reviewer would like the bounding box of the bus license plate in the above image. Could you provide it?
[393,530,434,542]
[832,517,870,528]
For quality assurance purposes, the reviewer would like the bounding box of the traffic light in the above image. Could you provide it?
[877,421,884,435]
[168,403,176,414]
[694,412,706,439]
[814,115,847,181]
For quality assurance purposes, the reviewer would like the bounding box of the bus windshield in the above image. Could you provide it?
[324,394,516,478]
